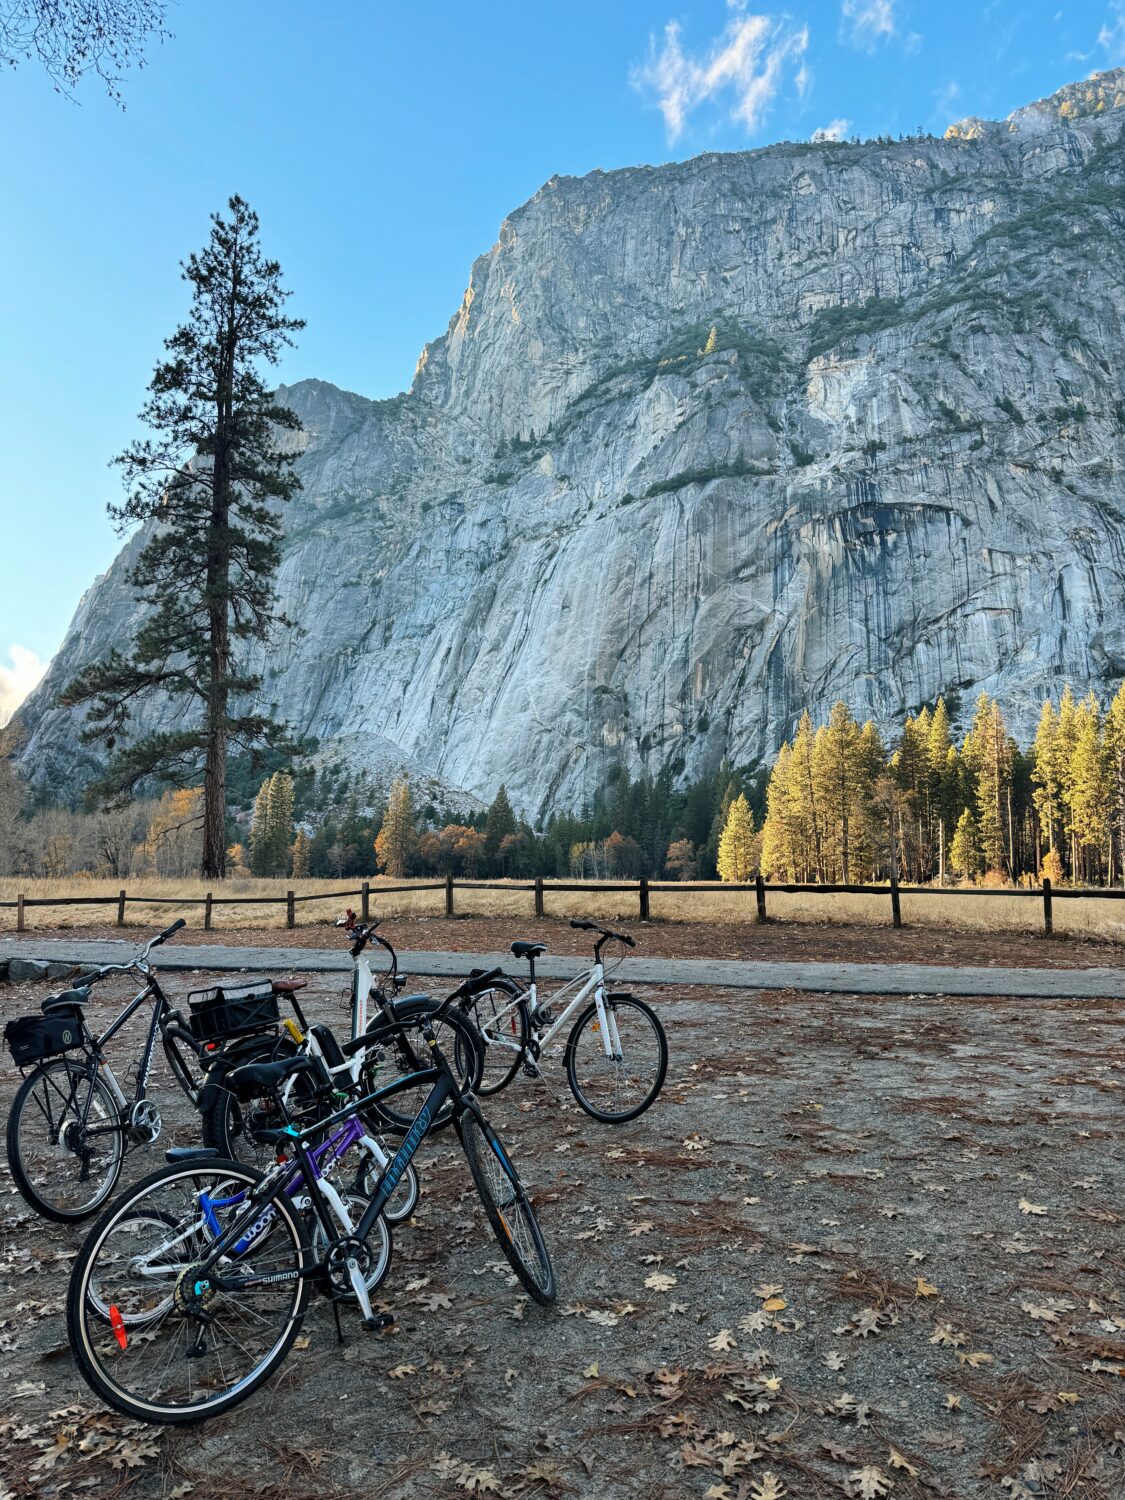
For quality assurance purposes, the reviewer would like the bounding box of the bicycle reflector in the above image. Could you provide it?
[109,1305,128,1350]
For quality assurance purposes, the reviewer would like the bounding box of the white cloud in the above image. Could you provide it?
[840,0,897,50]
[0,646,46,726]
[811,117,851,141]
[633,3,810,143]
[1097,2,1125,62]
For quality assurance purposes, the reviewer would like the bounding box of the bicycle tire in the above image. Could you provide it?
[6,1057,124,1222]
[564,995,668,1124]
[457,1106,556,1305]
[68,1158,311,1425]
[360,1000,483,1135]
[456,980,530,1095]
[199,1034,300,1171]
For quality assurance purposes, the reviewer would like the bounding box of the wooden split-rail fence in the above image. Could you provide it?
[2,874,1121,935]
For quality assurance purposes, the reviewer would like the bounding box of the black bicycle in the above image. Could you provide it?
[67,972,556,1425]
[1,921,218,1221]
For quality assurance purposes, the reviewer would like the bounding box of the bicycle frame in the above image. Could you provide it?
[486,963,624,1061]
[68,975,203,1139]
[182,1048,460,1300]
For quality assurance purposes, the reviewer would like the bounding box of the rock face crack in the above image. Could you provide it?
[16,78,1125,817]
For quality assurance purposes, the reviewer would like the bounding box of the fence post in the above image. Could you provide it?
[755,873,767,924]
[361,881,370,922]
[445,872,454,918]
[534,875,544,919]
[16,893,24,933]
[204,892,213,931]
[1042,877,1053,936]
[116,889,126,927]
[639,875,650,921]
[286,890,295,930]
[888,812,902,929]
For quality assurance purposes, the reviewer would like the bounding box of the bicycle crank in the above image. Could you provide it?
[128,1100,163,1144]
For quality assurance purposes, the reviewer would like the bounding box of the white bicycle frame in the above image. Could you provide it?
[484,960,625,1063]
[275,948,391,1175]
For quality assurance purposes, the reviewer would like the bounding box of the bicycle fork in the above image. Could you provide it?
[592,988,625,1059]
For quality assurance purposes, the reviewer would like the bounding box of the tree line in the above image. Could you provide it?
[229,680,1125,890]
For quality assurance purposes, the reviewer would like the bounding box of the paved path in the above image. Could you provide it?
[1,937,1121,998]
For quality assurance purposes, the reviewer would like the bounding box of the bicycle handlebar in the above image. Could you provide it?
[569,919,636,948]
[70,919,188,986]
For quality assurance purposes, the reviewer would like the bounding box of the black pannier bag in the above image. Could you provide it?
[5,1009,86,1067]
[187,981,280,1044]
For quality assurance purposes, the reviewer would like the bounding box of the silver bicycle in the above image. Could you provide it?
[457,920,668,1123]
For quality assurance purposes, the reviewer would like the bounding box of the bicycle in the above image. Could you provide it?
[3,920,215,1221]
[458,920,668,1123]
[67,971,556,1425]
[199,959,422,1223]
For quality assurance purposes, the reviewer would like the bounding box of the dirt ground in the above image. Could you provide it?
[0,970,1122,1500]
[14,913,1125,970]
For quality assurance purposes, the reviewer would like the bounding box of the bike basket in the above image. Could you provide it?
[187,982,280,1043]
[5,1009,85,1066]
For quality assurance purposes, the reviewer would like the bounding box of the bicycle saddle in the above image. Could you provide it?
[41,987,91,1014]
[511,941,547,959]
[225,1055,319,1097]
[271,977,308,993]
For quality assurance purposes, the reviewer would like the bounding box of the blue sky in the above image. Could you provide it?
[0,0,1119,716]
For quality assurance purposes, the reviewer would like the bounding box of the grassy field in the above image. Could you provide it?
[2,874,1124,939]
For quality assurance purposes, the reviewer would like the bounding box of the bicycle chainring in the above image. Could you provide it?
[129,1099,162,1144]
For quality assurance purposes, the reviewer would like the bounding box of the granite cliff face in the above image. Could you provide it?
[18,73,1125,818]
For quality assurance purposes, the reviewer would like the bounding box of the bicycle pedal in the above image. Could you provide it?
[364,1312,395,1333]
[521,1060,541,1079]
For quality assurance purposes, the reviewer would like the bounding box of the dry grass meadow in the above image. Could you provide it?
[1,874,1124,941]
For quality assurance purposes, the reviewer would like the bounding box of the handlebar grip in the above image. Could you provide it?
[155,918,186,944]
[619,932,636,948]
[570,919,594,930]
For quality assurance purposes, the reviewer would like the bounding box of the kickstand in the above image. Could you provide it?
[331,1294,346,1346]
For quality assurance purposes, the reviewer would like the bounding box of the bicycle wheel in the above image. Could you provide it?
[6,1057,124,1222]
[564,995,668,1124]
[200,1036,300,1172]
[68,1159,310,1425]
[457,1106,555,1304]
[362,1001,482,1135]
[354,1144,420,1224]
[457,981,530,1095]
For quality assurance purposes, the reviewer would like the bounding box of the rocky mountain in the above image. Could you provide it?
[16,71,1125,820]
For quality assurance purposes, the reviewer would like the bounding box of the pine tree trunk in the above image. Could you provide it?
[201,283,237,881]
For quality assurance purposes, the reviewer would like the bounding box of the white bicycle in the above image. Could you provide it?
[199,924,440,1222]
[457,920,668,1124]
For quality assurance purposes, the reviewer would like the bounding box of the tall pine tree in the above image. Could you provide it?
[62,197,304,878]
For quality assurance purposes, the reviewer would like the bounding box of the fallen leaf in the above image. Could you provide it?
[848,1466,893,1498]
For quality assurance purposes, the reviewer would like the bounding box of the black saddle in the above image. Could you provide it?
[225,1054,319,1099]
[165,1146,220,1164]
[511,941,547,960]
[41,987,91,1015]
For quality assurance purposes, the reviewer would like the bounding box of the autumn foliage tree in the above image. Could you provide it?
[717,794,756,882]
[375,778,415,878]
